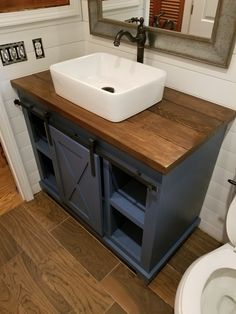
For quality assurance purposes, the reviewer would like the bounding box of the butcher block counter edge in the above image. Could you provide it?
[11,70,236,174]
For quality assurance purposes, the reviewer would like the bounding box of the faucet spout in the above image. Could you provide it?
[113,30,137,47]
[113,17,146,63]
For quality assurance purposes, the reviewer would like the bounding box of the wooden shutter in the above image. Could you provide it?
[149,0,185,31]
[0,0,70,13]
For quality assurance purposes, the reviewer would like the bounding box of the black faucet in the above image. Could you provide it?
[113,17,146,63]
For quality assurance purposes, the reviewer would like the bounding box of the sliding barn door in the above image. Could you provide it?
[50,126,103,235]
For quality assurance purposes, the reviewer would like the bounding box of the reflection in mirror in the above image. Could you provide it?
[102,0,219,38]
[90,0,236,67]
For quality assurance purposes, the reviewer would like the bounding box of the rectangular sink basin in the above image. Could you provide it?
[50,53,167,122]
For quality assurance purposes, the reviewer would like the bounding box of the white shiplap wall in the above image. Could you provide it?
[0,16,85,194]
[81,0,236,242]
[102,0,145,21]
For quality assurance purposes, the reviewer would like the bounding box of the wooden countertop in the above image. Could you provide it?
[11,71,235,174]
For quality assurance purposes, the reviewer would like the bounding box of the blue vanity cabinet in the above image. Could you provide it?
[12,72,236,284]
[49,126,103,235]
[19,96,229,282]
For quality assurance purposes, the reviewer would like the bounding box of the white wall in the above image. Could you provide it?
[0,14,85,194]
[102,0,145,22]
[82,0,236,242]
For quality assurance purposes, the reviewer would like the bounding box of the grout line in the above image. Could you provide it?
[48,215,69,233]
[103,301,116,314]
[48,228,107,284]
[20,198,68,243]
[9,205,99,283]
[101,262,130,314]
[68,214,119,261]
[100,262,121,283]
[47,211,122,284]
[104,300,127,314]
[0,251,22,272]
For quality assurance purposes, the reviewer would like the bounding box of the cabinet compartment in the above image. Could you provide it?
[110,193,145,228]
[109,207,143,262]
[28,111,51,157]
[110,164,147,210]
[30,113,47,142]
[38,151,58,193]
[104,160,154,230]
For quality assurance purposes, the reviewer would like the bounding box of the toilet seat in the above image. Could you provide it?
[226,194,236,247]
[175,196,236,314]
[175,243,236,314]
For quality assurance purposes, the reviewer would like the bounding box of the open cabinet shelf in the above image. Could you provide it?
[110,192,145,228]
[108,206,143,262]
[37,151,58,195]
[35,139,51,158]
[111,164,147,211]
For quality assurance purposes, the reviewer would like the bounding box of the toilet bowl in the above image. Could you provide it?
[175,195,236,314]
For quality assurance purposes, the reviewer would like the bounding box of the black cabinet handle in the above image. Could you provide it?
[89,138,96,177]
[14,99,21,106]
[14,99,48,120]
[228,179,236,186]
[14,98,33,110]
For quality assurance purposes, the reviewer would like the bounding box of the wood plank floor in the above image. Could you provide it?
[0,192,220,313]
[0,144,23,215]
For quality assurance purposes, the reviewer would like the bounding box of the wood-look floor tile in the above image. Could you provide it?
[169,228,220,274]
[101,264,173,314]
[35,247,114,313]
[0,222,21,268]
[149,264,181,308]
[0,247,113,314]
[0,206,59,264]
[51,217,119,281]
[105,303,127,314]
[0,253,58,313]
[21,251,73,313]
[168,244,197,275]
[23,192,68,231]
[184,228,220,253]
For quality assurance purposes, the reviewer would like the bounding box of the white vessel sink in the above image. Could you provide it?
[50,53,167,122]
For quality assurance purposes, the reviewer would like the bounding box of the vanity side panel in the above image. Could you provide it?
[141,126,227,272]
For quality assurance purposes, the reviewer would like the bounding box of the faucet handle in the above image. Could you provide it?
[126,17,144,26]
[138,17,144,26]
[125,17,139,24]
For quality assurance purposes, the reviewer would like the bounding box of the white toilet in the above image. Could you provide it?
[175,195,236,314]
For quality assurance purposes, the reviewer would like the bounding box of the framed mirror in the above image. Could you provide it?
[88,0,236,67]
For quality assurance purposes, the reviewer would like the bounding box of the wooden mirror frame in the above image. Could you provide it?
[88,0,236,68]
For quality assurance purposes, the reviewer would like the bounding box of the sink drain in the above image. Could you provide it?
[101,86,115,93]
